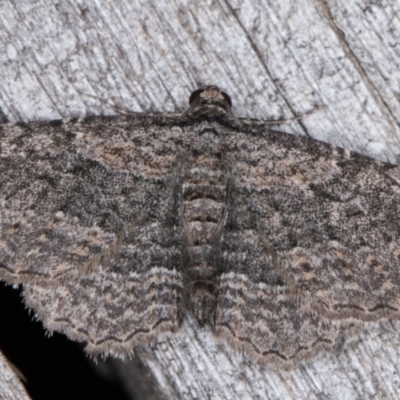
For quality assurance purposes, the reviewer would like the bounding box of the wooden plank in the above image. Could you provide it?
[0,351,30,400]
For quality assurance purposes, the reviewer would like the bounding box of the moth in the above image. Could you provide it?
[1,86,400,364]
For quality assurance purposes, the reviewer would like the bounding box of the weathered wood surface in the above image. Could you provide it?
[0,351,30,400]
[1,1,400,399]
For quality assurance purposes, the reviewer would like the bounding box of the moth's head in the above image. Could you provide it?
[182,85,233,119]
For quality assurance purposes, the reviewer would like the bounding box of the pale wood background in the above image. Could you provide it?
[0,351,30,400]
[1,0,400,399]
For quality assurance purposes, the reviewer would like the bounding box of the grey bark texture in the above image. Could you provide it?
[1,1,400,399]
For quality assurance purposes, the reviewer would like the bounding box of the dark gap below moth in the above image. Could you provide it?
[1,85,400,366]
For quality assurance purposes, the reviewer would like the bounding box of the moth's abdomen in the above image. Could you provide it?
[183,194,225,240]
[182,155,228,326]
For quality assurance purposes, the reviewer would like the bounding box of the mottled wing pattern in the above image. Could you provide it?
[0,115,185,351]
[23,237,182,356]
[0,116,179,282]
[215,191,346,364]
[232,126,400,320]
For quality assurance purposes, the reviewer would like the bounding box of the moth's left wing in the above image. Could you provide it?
[0,114,182,283]
[0,114,186,354]
[23,228,183,356]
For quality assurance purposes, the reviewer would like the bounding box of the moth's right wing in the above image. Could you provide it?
[215,188,346,365]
